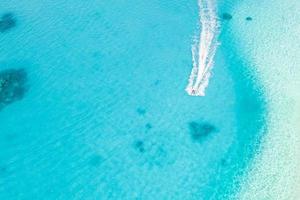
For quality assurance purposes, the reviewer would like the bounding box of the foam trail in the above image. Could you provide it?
[186,0,220,96]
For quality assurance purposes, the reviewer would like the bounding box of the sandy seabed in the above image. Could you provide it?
[230,0,300,199]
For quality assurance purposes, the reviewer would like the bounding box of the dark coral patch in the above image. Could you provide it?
[188,121,217,142]
[221,13,232,20]
[246,17,253,21]
[145,123,152,130]
[133,140,145,153]
[0,13,16,33]
[0,68,28,110]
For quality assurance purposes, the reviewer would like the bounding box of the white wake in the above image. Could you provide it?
[186,0,220,96]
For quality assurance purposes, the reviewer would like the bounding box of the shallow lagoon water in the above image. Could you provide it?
[0,0,266,199]
[229,0,300,199]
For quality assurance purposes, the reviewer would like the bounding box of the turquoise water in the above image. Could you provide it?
[0,0,265,199]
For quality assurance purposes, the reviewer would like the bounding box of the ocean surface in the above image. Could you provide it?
[0,0,266,199]
[230,0,300,199]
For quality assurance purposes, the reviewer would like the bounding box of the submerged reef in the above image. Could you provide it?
[133,140,145,153]
[188,121,217,142]
[0,13,16,33]
[0,68,27,110]
[221,13,232,20]
[133,139,175,168]
[246,17,253,21]
[145,123,152,130]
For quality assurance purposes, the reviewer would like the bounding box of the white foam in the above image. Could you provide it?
[186,0,220,96]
